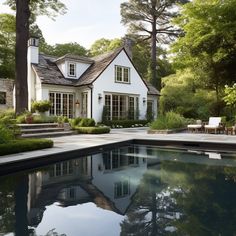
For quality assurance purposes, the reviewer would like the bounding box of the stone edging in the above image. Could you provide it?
[147,128,187,134]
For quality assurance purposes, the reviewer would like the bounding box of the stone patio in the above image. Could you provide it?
[1,127,236,167]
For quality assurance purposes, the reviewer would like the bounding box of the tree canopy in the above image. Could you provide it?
[121,0,188,90]
[0,13,15,79]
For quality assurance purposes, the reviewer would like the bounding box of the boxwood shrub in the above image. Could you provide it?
[102,120,148,128]
[75,126,110,134]
[0,139,53,156]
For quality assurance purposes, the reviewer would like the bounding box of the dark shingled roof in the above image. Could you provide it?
[146,81,161,96]
[75,47,123,86]
[55,53,94,64]
[32,54,77,86]
[32,48,159,96]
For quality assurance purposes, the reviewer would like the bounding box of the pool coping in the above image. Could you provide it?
[1,136,236,176]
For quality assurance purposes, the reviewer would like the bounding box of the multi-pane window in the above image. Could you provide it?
[50,161,73,177]
[49,92,74,118]
[105,95,111,121]
[82,92,88,118]
[68,63,76,77]
[105,94,139,120]
[115,66,130,83]
[0,92,6,105]
[114,180,130,198]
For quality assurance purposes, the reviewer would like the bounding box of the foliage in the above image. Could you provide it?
[102,119,148,128]
[16,113,57,124]
[0,112,20,142]
[171,0,236,114]
[223,84,236,107]
[78,118,96,127]
[69,117,82,129]
[0,13,15,79]
[69,117,95,128]
[89,38,122,56]
[31,100,52,113]
[121,0,188,89]
[0,124,13,144]
[0,138,53,156]
[150,111,186,130]
[160,70,218,119]
[41,42,88,57]
[75,126,110,134]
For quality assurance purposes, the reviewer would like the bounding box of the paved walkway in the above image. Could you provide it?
[1,127,236,166]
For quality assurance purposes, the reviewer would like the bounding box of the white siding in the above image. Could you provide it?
[57,60,91,79]
[92,50,148,122]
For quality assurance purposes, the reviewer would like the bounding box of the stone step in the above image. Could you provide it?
[21,127,65,134]
[21,131,76,138]
[18,123,59,129]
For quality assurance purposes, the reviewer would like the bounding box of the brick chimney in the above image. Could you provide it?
[123,37,134,59]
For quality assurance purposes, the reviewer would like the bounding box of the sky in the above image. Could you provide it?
[0,0,127,49]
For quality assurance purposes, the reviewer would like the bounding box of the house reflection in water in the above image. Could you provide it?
[27,145,148,227]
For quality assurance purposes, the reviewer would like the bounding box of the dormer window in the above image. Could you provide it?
[68,62,76,77]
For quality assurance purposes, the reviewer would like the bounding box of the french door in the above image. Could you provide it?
[49,92,74,118]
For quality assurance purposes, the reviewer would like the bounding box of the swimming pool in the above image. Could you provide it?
[0,145,236,235]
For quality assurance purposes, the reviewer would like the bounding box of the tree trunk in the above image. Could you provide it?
[14,174,29,236]
[15,0,30,114]
[150,0,159,91]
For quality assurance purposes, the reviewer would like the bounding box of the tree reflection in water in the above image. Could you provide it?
[120,161,236,236]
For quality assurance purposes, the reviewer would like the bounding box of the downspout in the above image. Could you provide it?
[88,85,93,118]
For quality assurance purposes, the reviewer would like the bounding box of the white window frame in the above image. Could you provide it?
[115,65,130,83]
[104,93,139,120]
[68,62,76,77]
[49,92,74,118]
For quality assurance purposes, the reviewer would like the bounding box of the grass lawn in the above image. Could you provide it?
[0,138,53,156]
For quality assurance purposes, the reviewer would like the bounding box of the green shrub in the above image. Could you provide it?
[0,109,15,119]
[0,138,53,156]
[79,118,96,127]
[0,115,20,141]
[102,120,148,128]
[0,124,14,144]
[31,100,52,113]
[150,112,186,130]
[33,115,58,123]
[69,117,82,129]
[75,126,110,134]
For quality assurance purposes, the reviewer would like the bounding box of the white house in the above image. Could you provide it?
[27,37,159,122]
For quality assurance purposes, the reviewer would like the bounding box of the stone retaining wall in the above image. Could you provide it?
[0,78,14,110]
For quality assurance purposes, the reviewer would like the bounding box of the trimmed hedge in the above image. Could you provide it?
[0,139,53,156]
[75,126,110,134]
[102,120,148,128]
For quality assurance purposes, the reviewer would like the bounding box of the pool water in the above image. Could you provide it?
[1,145,236,236]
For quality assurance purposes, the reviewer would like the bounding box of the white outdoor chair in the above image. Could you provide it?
[187,120,203,133]
[204,117,223,134]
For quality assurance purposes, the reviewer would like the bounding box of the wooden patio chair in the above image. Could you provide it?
[204,117,224,134]
[187,120,203,133]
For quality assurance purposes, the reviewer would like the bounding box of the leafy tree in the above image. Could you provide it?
[223,84,236,107]
[160,70,217,119]
[42,42,88,57]
[171,0,236,115]
[89,38,122,56]
[0,14,15,79]
[5,0,67,114]
[121,0,188,90]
